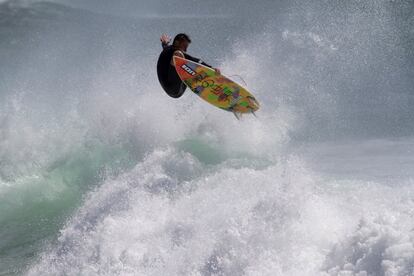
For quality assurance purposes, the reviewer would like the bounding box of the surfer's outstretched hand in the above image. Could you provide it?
[160,34,171,45]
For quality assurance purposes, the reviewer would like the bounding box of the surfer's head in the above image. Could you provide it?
[173,33,191,51]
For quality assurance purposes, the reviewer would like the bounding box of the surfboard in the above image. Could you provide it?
[173,56,260,117]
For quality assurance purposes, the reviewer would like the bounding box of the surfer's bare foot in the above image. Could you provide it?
[214,68,221,74]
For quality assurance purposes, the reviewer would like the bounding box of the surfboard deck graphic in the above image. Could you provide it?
[173,56,260,115]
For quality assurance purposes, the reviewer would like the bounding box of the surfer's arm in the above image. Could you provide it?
[171,50,185,66]
[160,34,171,49]
[184,53,212,68]
[184,53,220,74]
[174,50,185,58]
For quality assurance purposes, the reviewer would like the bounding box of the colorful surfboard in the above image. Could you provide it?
[173,56,260,117]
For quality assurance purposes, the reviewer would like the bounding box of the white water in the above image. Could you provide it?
[27,138,414,275]
[0,1,413,275]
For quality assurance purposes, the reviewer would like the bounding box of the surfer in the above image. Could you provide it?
[157,33,220,98]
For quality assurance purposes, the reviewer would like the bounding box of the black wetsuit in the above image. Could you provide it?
[157,43,212,98]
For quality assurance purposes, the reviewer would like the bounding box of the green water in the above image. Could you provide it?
[175,138,227,165]
[0,137,270,275]
[175,137,273,170]
[0,143,135,275]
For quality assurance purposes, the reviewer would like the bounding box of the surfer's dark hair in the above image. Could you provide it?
[173,33,191,46]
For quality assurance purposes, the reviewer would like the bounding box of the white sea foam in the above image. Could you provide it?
[0,1,413,275]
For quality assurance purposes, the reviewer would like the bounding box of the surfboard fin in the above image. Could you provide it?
[233,111,241,120]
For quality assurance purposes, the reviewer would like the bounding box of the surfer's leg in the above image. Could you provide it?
[178,82,187,95]
[163,78,186,98]
[164,66,186,98]
[166,82,186,98]
[168,65,180,83]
